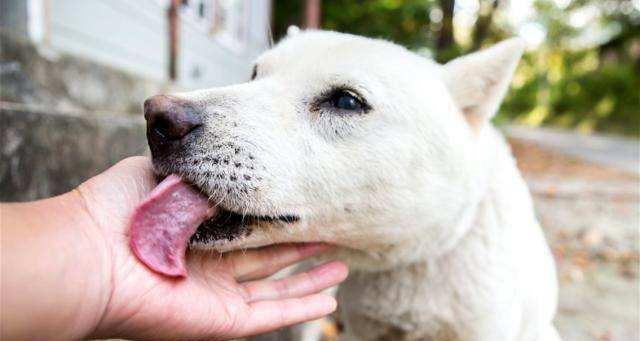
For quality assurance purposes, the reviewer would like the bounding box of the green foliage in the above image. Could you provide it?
[322,0,434,49]
[499,0,640,136]
[274,0,640,136]
[501,49,640,136]
[273,0,436,49]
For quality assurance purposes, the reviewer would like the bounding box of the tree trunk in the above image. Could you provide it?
[437,0,455,53]
[168,0,180,80]
[471,0,499,51]
[304,0,321,29]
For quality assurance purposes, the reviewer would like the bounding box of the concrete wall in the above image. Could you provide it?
[0,35,170,114]
[0,0,29,39]
[0,0,271,114]
[0,104,147,202]
[0,0,273,198]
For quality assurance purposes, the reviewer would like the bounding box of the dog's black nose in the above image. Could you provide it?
[144,95,202,147]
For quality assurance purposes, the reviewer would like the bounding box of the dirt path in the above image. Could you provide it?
[508,135,639,341]
[506,126,639,175]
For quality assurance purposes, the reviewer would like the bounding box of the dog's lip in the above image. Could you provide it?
[208,208,300,224]
[190,208,300,244]
[152,172,300,243]
[157,172,300,221]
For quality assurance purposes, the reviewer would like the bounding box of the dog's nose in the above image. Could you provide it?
[144,95,202,146]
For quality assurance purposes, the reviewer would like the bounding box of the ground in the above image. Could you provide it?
[509,132,639,341]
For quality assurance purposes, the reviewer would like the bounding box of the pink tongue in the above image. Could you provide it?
[130,174,217,277]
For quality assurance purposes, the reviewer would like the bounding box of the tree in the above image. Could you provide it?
[273,0,640,136]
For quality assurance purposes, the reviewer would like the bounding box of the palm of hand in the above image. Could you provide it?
[78,157,346,340]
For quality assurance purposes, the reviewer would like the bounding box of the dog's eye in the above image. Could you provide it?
[330,90,365,111]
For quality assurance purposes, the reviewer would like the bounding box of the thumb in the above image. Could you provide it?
[85,156,156,199]
[77,156,157,233]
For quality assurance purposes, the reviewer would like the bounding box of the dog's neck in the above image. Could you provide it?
[337,127,534,274]
[337,129,542,339]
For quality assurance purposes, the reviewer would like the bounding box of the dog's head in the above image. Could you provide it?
[146,31,524,268]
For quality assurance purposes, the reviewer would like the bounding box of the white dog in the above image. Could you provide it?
[146,30,560,340]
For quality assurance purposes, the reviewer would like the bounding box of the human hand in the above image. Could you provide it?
[1,157,347,341]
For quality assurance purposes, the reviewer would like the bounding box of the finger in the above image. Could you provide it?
[232,294,337,338]
[242,261,348,302]
[228,243,332,282]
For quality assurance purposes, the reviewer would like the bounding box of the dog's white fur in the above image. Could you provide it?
[157,30,560,340]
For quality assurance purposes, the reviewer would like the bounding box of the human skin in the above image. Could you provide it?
[0,156,348,341]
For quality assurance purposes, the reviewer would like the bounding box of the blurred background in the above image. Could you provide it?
[0,1,638,340]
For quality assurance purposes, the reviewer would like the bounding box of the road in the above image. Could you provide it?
[506,126,639,341]
[505,125,639,175]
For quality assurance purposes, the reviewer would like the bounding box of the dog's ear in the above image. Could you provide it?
[442,38,525,128]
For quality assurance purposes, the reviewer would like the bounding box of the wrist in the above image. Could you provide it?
[0,191,113,341]
[64,189,115,340]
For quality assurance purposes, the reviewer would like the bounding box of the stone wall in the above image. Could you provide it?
[0,33,173,114]
[0,104,147,202]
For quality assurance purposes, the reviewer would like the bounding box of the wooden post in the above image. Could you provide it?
[304,0,321,29]
[168,0,180,81]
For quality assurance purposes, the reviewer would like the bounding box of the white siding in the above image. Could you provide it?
[42,0,270,88]
[48,0,169,81]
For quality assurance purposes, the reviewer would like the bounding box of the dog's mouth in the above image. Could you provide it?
[129,173,299,278]
[191,209,300,244]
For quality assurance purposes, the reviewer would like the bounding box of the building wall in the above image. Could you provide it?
[0,0,273,203]
[47,0,169,82]
[11,0,271,89]
[0,0,29,38]
[177,0,271,89]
